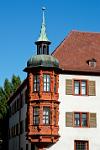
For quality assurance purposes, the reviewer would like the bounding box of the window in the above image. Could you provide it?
[54,75,57,93]
[25,89,28,104]
[43,45,47,54]
[74,140,89,150]
[33,75,39,92]
[43,74,50,92]
[54,107,57,125]
[16,123,19,136]
[33,107,39,125]
[20,120,24,134]
[74,112,88,127]
[74,80,87,95]
[66,79,95,96]
[43,107,50,125]
[66,112,96,128]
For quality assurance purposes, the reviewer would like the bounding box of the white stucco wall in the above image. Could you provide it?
[48,74,100,150]
[9,86,32,150]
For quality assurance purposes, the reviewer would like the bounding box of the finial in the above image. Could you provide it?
[42,7,46,11]
[42,7,46,25]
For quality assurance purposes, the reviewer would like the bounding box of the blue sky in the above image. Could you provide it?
[0,0,100,86]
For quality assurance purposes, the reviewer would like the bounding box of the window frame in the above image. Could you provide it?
[74,112,89,127]
[54,75,57,93]
[73,80,88,96]
[54,107,57,126]
[74,140,89,150]
[33,75,40,92]
[43,74,50,92]
[33,107,39,125]
[43,107,50,125]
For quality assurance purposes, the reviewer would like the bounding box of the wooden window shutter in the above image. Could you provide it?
[88,81,96,96]
[89,113,97,128]
[66,79,72,95]
[66,112,73,127]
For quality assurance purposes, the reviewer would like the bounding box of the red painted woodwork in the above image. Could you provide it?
[27,69,60,149]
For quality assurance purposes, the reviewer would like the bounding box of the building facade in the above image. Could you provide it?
[8,8,100,150]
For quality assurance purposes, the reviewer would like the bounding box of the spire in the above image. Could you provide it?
[37,7,50,42]
[35,7,51,55]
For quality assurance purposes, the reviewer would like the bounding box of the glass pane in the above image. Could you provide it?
[34,76,36,82]
[47,83,50,91]
[43,74,50,92]
[76,141,87,150]
[75,87,80,94]
[37,76,39,82]
[34,83,36,91]
[74,81,80,94]
[33,75,39,92]
[82,113,87,127]
[37,84,39,91]
[43,107,50,125]
[34,107,39,115]
[44,83,46,91]
[75,113,80,126]
[47,75,50,82]
[81,87,86,95]
[43,75,46,82]
[81,81,86,95]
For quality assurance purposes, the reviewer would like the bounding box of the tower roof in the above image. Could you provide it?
[36,7,50,42]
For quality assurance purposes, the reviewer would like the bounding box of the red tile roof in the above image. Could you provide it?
[52,30,100,73]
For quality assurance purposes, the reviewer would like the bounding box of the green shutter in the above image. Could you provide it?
[66,112,73,127]
[66,79,72,95]
[88,81,96,96]
[89,113,97,128]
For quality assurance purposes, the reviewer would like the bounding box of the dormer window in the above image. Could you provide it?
[87,58,96,68]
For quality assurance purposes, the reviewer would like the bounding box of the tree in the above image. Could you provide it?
[0,75,21,119]
[0,87,7,119]
[4,79,13,100]
[11,75,21,93]
[0,74,21,149]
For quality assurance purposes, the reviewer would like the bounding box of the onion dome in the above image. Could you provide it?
[27,54,59,68]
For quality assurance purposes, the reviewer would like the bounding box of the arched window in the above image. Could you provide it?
[43,45,47,54]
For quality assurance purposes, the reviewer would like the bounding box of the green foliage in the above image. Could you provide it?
[0,75,21,119]
[4,79,13,100]
[0,87,7,119]
[11,75,21,92]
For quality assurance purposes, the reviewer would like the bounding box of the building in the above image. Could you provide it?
[8,8,100,150]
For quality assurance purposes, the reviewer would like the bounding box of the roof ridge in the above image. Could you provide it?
[71,30,100,34]
[52,30,73,55]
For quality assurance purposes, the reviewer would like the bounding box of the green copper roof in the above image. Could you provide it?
[37,7,50,42]
[27,55,59,68]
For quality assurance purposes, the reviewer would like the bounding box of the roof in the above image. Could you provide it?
[24,55,59,71]
[8,78,27,104]
[52,30,100,73]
